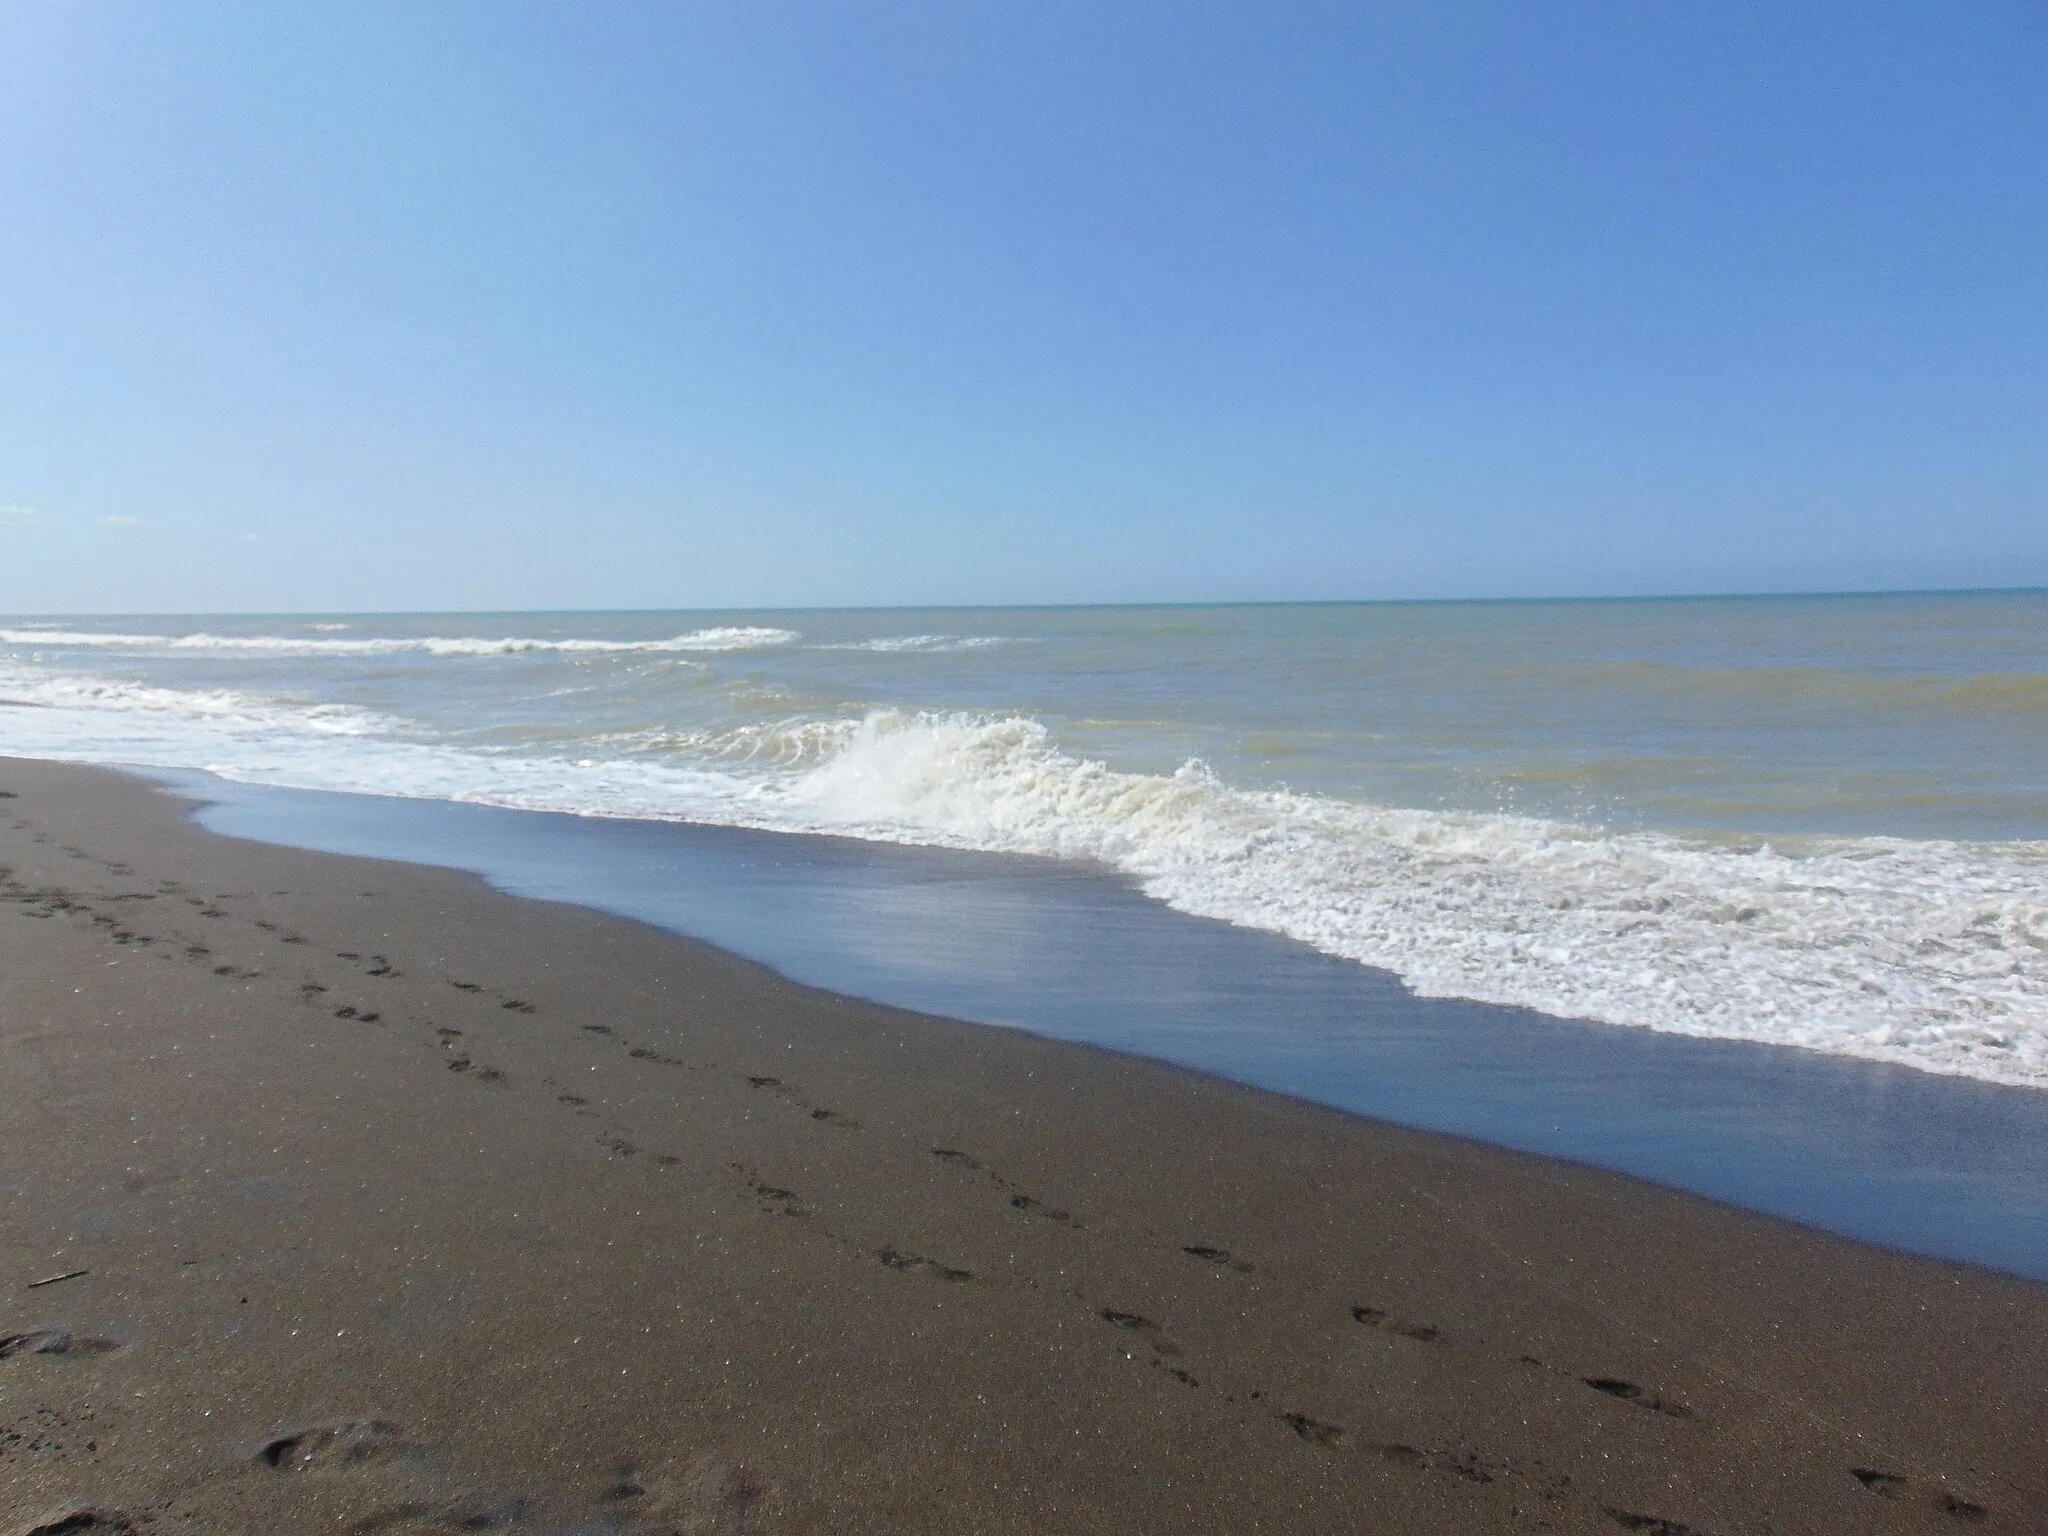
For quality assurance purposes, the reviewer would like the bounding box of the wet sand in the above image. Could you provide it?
[1,757,2042,1534]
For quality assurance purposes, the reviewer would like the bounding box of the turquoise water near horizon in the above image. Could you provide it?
[4,590,2044,1088]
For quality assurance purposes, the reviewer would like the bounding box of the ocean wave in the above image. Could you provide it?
[751,712,2047,1086]
[0,626,798,656]
[0,668,396,737]
[2,672,2041,1088]
[820,634,1014,653]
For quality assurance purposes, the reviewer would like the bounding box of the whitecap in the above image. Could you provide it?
[0,626,799,657]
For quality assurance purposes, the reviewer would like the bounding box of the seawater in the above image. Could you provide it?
[2,593,2044,1088]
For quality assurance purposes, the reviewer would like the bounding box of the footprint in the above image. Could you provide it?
[19,1512,138,1535]
[1010,1194,1073,1223]
[1182,1245,1254,1273]
[500,999,536,1013]
[1603,1510,1706,1536]
[1280,1412,1345,1447]
[877,1248,973,1283]
[1583,1377,1691,1419]
[1851,1470,1989,1523]
[255,1418,411,1471]
[808,1108,857,1126]
[1097,1309,1183,1357]
[1352,1305,1444,1343]
[930,1147,983,1170]
[449,981,482,992]
[627,1046,686,1066]
[748,1179,801,1213]
[0,1330,120,1361]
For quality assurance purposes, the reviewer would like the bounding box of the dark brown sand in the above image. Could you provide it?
[1,758,2042,1536]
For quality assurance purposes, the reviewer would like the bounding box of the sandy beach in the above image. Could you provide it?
[2,756,2042,1535]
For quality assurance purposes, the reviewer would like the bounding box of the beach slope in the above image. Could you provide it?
[1,758,2041,1534]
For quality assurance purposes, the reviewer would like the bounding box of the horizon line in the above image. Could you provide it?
[2,583,2045,621]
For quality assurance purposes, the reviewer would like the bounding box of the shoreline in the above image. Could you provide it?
[3,756,2043,1532]
[174,766,2048,1282]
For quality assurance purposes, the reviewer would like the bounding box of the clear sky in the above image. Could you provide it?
[2,2,2044,613]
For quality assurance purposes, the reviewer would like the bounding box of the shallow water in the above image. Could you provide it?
[172,772,2048,1283]
[5,594,2045,1087]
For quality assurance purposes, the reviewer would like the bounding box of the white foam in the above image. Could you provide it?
[3,672,2042,1089]
[0,626,798,656]
[738,712,2048,1090]
[0,668,393,735]
[823,634,1014,653]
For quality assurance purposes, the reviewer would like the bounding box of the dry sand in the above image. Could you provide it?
[1,756,2042,1534]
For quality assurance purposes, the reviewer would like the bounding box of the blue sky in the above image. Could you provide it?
[2,2,2043,612]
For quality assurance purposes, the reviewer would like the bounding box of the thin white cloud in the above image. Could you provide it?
[100,514,142,527]
[0,504,37,519]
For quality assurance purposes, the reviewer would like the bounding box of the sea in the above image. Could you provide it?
[4,594,2047,1273]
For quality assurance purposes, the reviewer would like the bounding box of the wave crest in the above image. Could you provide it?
[0,626,798,656]
[770,712,2048,1086]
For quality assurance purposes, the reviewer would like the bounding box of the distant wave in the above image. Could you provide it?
[820,634,1014,653]
[0,626,799,657]
[3,666,2041,1090]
